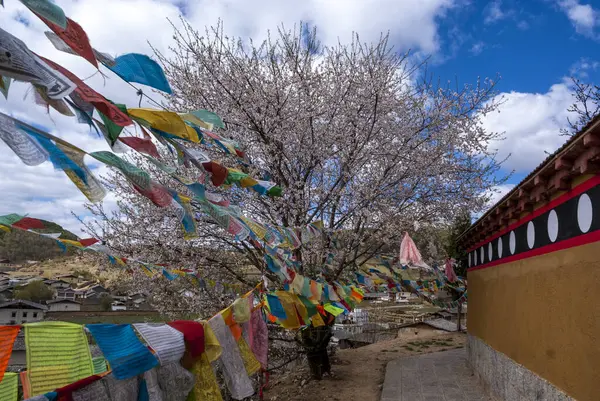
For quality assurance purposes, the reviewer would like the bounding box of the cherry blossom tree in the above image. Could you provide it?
[561,76,600,136]
[82,23,504,373]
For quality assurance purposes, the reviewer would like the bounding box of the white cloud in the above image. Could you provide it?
[558,0,599,37]
[482,82,575,173]
[569,57,599,78]
[0,0,458,232]
[484,1,510,24]
[485,183,515,210]
[470,41,485,55]
[472,184,515,219]
[180,0,456,54]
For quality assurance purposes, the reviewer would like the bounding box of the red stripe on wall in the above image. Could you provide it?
[467,175,600,253]
[468,229,600,271]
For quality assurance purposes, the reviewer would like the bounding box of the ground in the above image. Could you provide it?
[265,329,467,401]
[381,348,492,401]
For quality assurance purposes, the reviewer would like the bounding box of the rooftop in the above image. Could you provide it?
[0,300,48,311]
[459,114,600,248]
[47,299,81,305]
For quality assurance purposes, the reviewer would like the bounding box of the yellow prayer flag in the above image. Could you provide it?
[187,353,223,401]
[311,313,325,327]
[237,337,261,376]
[273,291,301,329]
[128,109,200,143]
[59,239,83,248]
[180,113,213,131]
[239,217,267,240]
[201,321,222,363]
[239,176,259,188]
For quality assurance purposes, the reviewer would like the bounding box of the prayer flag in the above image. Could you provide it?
[37,16,97,67]
[109,53,172,94]
[0,326,20,382]
[0,372,17,401]
[86,324,159,380]
[0,28,75,99]
[20,0,67,29]
[24,322,94,396]
[133,323,186,365]
[189,109,225,129]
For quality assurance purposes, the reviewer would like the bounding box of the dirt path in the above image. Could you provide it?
[265,329,466,401]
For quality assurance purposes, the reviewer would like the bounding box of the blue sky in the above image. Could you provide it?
[434,0,600,191]
[0,0,599,231]
[437,1,600,93]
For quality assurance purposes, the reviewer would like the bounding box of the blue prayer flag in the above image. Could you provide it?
[109,53,172,94]
[86,324,159,380]
[266,294,287,319]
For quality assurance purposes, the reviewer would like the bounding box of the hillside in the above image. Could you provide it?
[0,219,79,263]
[9,255,101,278]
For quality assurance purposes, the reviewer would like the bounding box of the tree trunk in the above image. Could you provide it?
[297,324,333,380]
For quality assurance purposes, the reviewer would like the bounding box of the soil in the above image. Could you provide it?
[264,328,466,401]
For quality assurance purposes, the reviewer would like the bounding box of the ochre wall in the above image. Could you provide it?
[468,241,600,401]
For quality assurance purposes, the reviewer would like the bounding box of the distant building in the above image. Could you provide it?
[0,300,47,324]
[111,301,126,311]
[56,288,76,300]
[47,299,81,312]
[87,284,108,297]
[44,279,71,290]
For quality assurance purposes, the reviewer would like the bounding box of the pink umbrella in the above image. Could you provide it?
[399,232,430,269]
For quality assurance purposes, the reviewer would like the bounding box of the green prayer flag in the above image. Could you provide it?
[98,103,128,144]
[299,296,318,317]
[224,169,248,185]
[0,214,25,227]
[0,372,17,401]
[189,109,225,129]
[0,76,11,99]
[90,151,151,190]
[267,186,283,197]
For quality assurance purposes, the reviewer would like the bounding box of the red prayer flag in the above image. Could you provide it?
[119,136,160,159]
[40,57,132,127]
[168,321,205,358]
[37,16,98,67]
[78,238,99,247]
[12,217,45,230]
[202,161,228,187]
[133,182,173,207]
